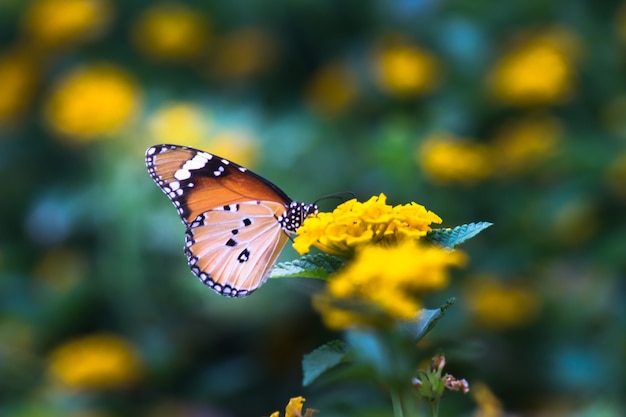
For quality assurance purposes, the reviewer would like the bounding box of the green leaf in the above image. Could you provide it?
[399,298,455,342]
[270,253,345,280]
[426,222,492,249]
[302,340,351,386]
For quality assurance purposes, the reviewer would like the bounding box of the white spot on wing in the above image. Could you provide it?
[188,154,209,170]
[175,154,209,180]
[213,165,225,176]
[174,168,191,180]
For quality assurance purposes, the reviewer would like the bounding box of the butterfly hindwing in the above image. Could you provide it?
[185,201,290,297]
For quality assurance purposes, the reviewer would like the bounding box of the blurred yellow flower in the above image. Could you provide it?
[602,95,626,137]
[466,277,540,330]
[210,27,278,80]
[293,193,442,256]
[490,115,562,175]
[33,247,87,290]
[306,61,358,117]
[132,3,210,61]
[551,198,599,246]
[149,102,211,147]
[487,28,579,106]
[0,317,35,357]
[418,134,493,184]
[147,102,258,166]
[472,382,504,417]
[0,47,40,127]
[44,63,140,141]
[373,40,439,97]
[606,152,626,201]
[21,0,113,48]
[313,241,466,329]
[616,3,626,44]
[48,333,142,389]
[208,130,258,169]
[269,396,317,417]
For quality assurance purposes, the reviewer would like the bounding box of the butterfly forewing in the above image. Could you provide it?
[146,144,292,226]
[145,144,316,298]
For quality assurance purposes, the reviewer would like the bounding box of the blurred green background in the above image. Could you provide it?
[1,0,625,416]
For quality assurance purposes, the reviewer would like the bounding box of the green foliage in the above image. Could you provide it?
[270,253,345,279]
[398,299,456,342]
[426,222,493,249]
[302,340,351,386]
[302,299,456,388]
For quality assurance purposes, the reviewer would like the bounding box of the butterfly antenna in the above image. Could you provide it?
[314,191,356,206]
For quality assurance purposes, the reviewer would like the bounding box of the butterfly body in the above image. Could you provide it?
[146,144,317,297]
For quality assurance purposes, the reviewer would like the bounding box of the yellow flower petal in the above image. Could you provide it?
[285,396,305,417]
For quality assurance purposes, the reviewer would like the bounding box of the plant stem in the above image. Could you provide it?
[391,389,405,417]
[428,400,439,417]
[391,388,423,417]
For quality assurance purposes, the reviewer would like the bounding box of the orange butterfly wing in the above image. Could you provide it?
[145,144,313,297]
[146,144,292,226]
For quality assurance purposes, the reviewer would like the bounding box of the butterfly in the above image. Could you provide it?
[145,144,318,297]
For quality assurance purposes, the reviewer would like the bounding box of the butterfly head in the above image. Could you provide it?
[279,201,318,234]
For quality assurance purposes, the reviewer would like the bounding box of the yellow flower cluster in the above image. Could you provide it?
[293,193,442,256]
[313,241,467,329]
[417,134,493,185]
[269,396,316,417]
[488,28,579,106]
[48,333,142,389]
[295,193,465,329]
[44,63,140,141]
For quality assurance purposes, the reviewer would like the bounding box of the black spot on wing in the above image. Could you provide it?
[237,248,251,263]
